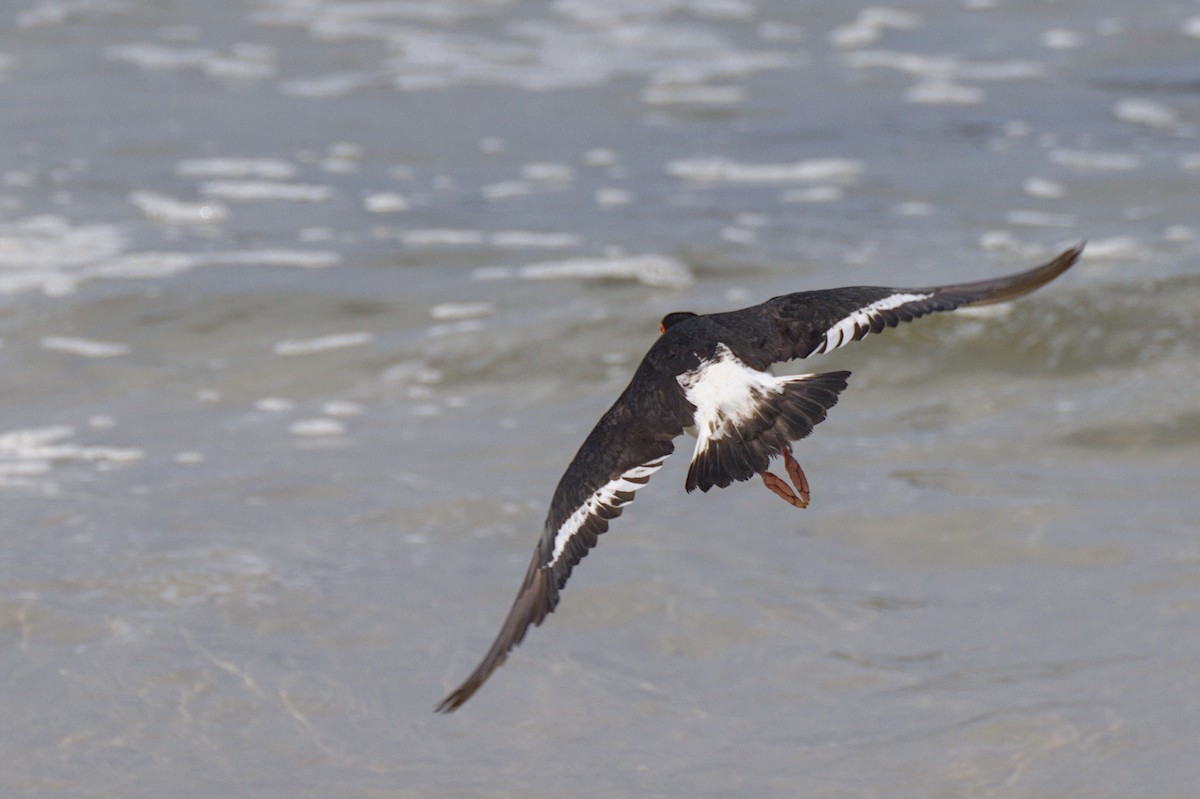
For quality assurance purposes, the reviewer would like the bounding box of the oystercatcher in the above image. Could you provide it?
[436,244,1083,712]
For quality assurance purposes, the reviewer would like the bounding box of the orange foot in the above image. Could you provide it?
[759,447,811,509]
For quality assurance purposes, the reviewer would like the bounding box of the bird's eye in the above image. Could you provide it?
[659,323,665,334]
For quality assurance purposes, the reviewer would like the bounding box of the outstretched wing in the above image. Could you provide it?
[710,244,1083,369]
[436,376,687,712]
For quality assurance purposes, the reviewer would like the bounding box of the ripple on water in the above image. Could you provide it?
[474,254,694,289]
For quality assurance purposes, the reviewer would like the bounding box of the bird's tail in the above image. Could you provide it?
[686,371,850,493]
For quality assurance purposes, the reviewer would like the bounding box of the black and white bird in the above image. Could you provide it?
[436,244,1083,712]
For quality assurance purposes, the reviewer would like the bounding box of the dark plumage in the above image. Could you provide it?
[436,244,1083,712]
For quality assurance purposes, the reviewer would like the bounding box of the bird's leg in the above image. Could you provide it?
[760,447,810,509]
[760,470,806,508]
[782,446,810,507]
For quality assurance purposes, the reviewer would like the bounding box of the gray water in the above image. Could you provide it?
[2,1,1198,796]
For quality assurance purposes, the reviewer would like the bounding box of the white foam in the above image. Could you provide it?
[489,231,580,249]
[666,157,863,184]
[1005,210,1077,228]
[690,0,755,21]
[1049,149,1141,171]
[199,180,333,202]
[281,72,377,98]
[105,42,213,70]
[93,249,336,279]
[582,148,618,166]
[468,266,512,281]
[363,192,410,213]
[203,45,276,80]
[595,187,633,206]
[427,320,486,338]
[1023,177,1066,199]
[0,426,73,450]
[958,60,1044,81]
[176,158,296,179]
[1113,98,1178,130]
[906,80,984,105]
[94,253,203,280]
[430,302,495,321]
[0,425,143,472]
[18,1,127,27]
[273,332,374,356]
[0,215,127,295]
[129,190,228,224]
[288,419,347,437]
[255,398,296,413]
[104,41,274,80]
[892,200,934,216]
[780,185,845,204]
[844,49,951,76]
[1042,29,1083,49]
[720,226,756,244]
[845,50,1043,82]
[402,229,484,247]
[400,229,579,249]
[521,162,575,184]
[322,401,364,417]
[829,7,919,49]
[0,460,51,477]
[481,181,532,200]
[641,84,745,106]
[255,0,467,28]
[757,21,805,42]
[978,230,1040,257]
[27,443,142,463]
[1081,237,1143,260]
[512,255,693,288]
[41,336,130,358]
[204,249,338,268]
[265,3,795,93]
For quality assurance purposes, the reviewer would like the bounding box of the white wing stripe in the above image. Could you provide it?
[810,292,932,356]
[546,455,669,568]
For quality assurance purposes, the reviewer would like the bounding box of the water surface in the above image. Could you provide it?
[1,1,1198,796]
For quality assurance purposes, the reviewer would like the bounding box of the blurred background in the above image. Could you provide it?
[1,1,1197,796]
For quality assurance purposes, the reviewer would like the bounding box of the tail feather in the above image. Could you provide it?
[685,371,850,493]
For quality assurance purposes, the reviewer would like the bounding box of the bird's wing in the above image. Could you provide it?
[436,376,687,712]
[709,244,1083,368]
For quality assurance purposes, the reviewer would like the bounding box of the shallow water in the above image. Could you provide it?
[1,1,1198,796]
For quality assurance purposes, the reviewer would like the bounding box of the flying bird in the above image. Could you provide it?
[436,244,1083,712]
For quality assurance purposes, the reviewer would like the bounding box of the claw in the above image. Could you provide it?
[782,447,811,507]
[760,469,808,509]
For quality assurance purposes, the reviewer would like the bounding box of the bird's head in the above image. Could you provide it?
[658,311,697,335]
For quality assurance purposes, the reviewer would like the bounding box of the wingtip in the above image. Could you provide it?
[951,242,1084,308]
[1049,240,1087,276]
[434,686,471,714]
[434,651,506,714]
[434,551,555,714]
